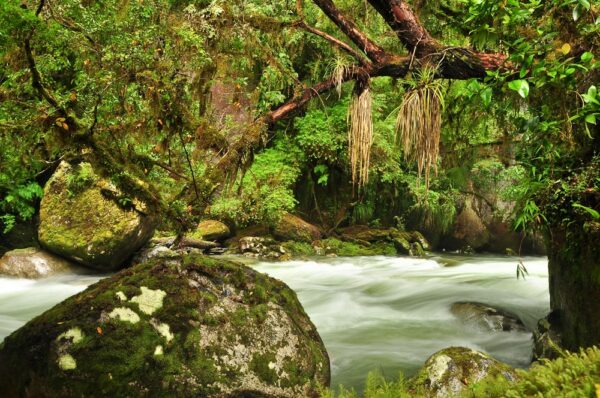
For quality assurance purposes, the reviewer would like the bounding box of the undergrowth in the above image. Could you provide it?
[321,347,600,398]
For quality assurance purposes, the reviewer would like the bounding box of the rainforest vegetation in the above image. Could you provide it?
[0,0,599,396]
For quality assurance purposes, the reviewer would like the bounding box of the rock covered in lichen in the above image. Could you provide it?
[0,247,82,278]
[412,347,516,397]
[0,253,330,397]
[38,162,157,271]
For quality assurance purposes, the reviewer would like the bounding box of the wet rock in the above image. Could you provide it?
[0,253,330,397]
[273,213,321,243]
[413,347,517,397]
[239,236,287,259]
[391,231,428,256]
[38,162,157,271]
[189,220,231,242]
[450,302,527,332]
[0,247,81,278]
[451,199,490,251]
[132,245,179,264]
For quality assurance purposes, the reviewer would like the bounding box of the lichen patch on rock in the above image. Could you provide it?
[108,307,141,324]
[115,291,128,301]
[56,327,84,344]
[131,286,166,315]
[150,319,174,343]
[58,354,77,370]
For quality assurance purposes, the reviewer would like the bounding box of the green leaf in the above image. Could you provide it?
[573,203,600,219]
[480,87,493,106]
[585,114,597,124]
[581,52,594,63]
[578,0,591,10]
[573,5,581,21]
[508,79,530,98]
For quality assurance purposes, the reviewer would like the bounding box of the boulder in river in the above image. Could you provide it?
[189,220,231,242]
[0,247,81,279]
[412,347,517,397]
[450,302,527,332]
[38,162,157,271]
[273,213,322,243]
[0,253,330,397]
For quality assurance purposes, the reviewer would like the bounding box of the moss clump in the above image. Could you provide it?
[319,238,396,256]
[251,352,279,384]
[282,241,317,256]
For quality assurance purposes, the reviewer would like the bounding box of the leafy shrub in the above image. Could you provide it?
[0,182,44,233]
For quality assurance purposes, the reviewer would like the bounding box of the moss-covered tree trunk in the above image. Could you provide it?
[547,221,600,350]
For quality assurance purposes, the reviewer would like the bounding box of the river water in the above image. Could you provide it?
[0,254,548,391]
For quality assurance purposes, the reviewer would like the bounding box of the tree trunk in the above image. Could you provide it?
[545,222,600,351]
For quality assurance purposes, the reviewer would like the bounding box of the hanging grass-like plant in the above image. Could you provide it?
[348,78,373,188]
[328,55,353,99]
[396,67,445,191]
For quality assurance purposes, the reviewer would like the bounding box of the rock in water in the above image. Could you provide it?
[450,302,527,332]
[273,213,322,243]
[0,254,330,397]
[189,220,231,242]
[38,162,156,271]
[0,247,81,278]
[413,347,516,397]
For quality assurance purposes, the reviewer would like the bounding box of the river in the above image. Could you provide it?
[0,254,548,391]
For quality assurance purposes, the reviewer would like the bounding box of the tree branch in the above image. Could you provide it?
[311,0,389,63]
[294,21,370,65]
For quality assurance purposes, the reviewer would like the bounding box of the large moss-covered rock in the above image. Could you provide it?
[0,247,82,279]
[38,162,156,271]
[0,254,330,397]
[412,347,516,397]
[273,213,322,243]
[189,220,231,242]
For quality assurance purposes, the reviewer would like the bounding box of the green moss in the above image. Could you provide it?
[250,352,279,385]
[320,238,396,256]
[282,241,317,256]
[38,162,156,270]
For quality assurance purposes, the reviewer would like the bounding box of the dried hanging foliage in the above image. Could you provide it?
[348,78,373,188]
[396,68,444,191]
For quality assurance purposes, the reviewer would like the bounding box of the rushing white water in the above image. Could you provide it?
[0,273,106,340]
[0,254,548,391]
[251,254,549,390]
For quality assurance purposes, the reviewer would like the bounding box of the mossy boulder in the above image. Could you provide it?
[412,347,516,397]
[189,220,231,242]
[0,253,330,397]
[0,247,82,278]
[273,213,322,243]
[338,225,391,242]
[38,162,157,271]
[390,231,428,256]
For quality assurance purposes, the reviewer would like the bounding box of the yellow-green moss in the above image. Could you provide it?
[38,162,156,270]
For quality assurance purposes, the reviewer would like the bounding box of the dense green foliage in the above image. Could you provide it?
[1,0,596,239]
